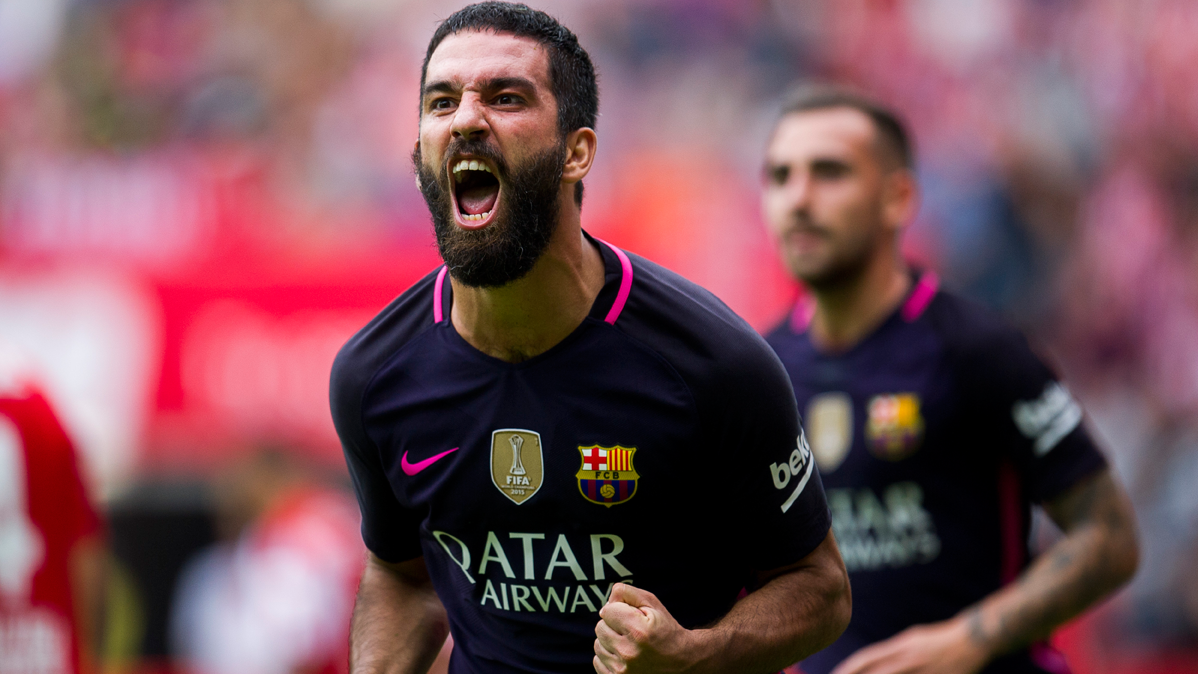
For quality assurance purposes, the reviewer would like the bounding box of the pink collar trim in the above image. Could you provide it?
[788,270,939,334]
[900,271,940,322]
[433,266,448,323]
[431,240,634,326]
[598,239,633,325]
[789,294,816,333]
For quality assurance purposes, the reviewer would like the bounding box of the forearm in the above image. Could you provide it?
[961,471,1138,660]
[351,555,449,674]
[694,532,852,674]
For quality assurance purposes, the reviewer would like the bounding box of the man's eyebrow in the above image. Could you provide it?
[422,80,458,99]
[479,77,537,93]
[811,157,853,170]
[421,77,538,101]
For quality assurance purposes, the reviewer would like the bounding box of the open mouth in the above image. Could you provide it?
[449,157,501,229]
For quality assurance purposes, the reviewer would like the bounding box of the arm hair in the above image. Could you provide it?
[350,554,449,674]
[691,531,852,673]
[963,468,1139,658]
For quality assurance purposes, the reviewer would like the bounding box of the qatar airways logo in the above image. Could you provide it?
[770,431,815,513]
[828,482,941,572]
[432,530,632,614]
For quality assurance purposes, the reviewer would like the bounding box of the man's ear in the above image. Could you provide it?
[562,127,598,186]
[882,169,919,233]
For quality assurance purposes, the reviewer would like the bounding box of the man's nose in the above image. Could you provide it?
[452,94,489,140]
[785,172,813,211]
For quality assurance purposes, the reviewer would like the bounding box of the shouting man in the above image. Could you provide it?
[330,4,851,674]
[761,85,1138,674]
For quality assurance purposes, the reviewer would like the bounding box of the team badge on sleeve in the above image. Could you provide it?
[491,429,544,504]
[576,445,639,507]
[866,393,924,460]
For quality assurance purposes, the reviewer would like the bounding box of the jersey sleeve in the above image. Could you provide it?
[966,326,1107,503]
[331,349,424,564]
[701,341,831,572]
[31,391,102,543]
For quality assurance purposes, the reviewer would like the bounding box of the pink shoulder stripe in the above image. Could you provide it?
[598,239,633,325]
[901,271,940,322]
[997,461,1024,585]
[433,266,448,323]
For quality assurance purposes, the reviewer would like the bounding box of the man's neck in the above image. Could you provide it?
[807,253,911,353]
[450,215,606,363]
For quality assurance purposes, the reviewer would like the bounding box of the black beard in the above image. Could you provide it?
[414,138,564,289]
[800,243,875,293]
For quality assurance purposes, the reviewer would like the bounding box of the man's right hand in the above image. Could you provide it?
[594,583,705,674]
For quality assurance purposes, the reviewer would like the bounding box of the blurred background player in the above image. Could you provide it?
[0,343,104,674]
[760,85,1139,674]
[169,449,367,674]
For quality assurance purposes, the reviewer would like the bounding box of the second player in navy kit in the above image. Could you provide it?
[769,274,1107,674]
[759,85,1139,674]
[331,5,851,673]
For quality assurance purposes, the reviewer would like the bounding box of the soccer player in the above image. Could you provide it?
[0,349,105,674]
[760,85,1139,674]
[329,4,851,674]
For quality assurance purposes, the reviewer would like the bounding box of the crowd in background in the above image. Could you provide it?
[2,0,1198,673]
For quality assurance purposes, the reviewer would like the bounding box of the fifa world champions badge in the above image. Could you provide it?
[491,429,544,504]
[806,391,853,472]
[866,393,925,460]
[576,445,639,507]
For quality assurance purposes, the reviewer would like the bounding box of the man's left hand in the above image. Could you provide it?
[594,583,703,674]
[829,616,989,674]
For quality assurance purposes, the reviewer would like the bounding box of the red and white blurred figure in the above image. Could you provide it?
[0,343,104,674]
[170,451,366,674]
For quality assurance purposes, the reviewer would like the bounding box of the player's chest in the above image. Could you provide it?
[362,342,699,518]
[790,344,964,482]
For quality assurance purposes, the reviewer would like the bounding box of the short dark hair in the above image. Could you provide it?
[777,84,914,170]
[420,2,599,205]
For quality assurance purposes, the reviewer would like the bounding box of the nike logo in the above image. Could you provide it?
[401,447,459,476]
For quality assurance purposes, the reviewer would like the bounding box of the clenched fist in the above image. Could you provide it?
[593,583,705,674]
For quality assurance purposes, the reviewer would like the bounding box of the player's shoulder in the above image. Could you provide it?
[921,286,1033,363]
[0,386,76,467]
[764,318,791,345]
[0,386,57,428]
[763,305,807,356]
[615,252,790,394]
[330,266,442,418]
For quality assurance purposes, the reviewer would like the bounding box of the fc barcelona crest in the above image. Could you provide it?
[491,429,544,505]
[866,393,924,461]
[576,445,639,507]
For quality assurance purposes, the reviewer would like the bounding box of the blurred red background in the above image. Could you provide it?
[2,1,1198,672]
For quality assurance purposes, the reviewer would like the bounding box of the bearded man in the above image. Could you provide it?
[329,4,851,674]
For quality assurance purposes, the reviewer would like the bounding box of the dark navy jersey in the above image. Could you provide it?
[331,235,831,674]
[766,272,1107,674]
